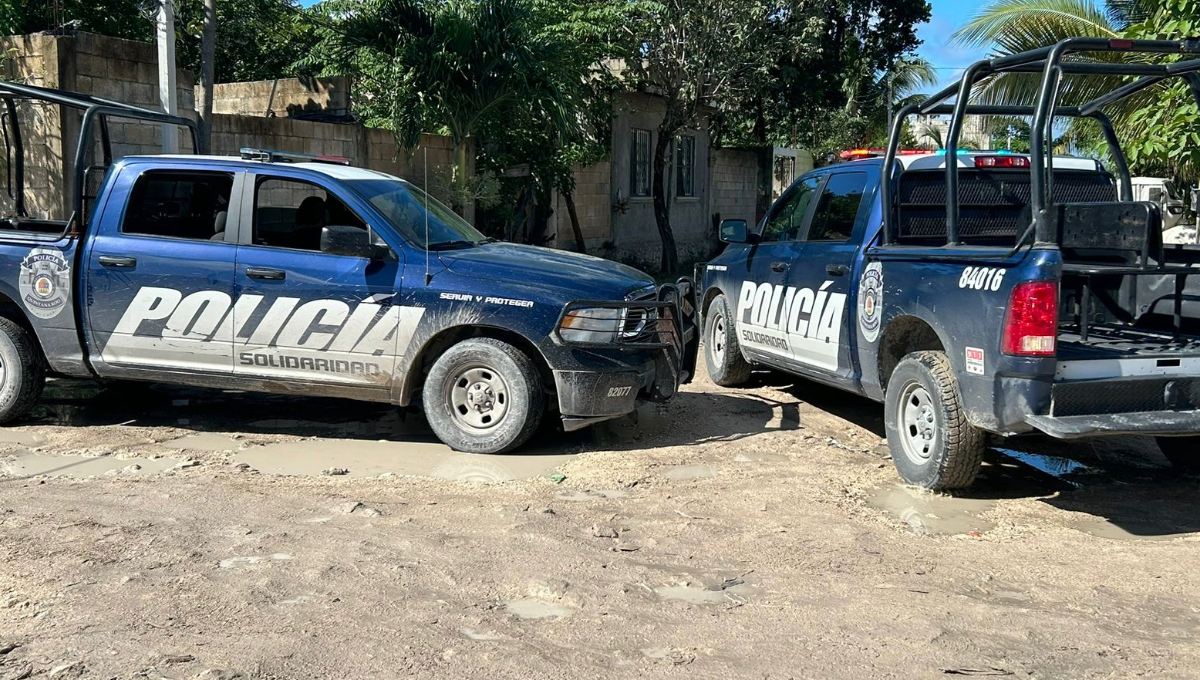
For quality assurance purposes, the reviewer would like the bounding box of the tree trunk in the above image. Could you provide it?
[452,136,476,225]
[196,0,217,154]
[652,126,678,274]
[564,191,585,253]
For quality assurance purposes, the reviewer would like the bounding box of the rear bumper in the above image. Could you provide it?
[1026,411,1200,439]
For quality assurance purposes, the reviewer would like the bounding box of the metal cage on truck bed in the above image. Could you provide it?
[0,79,198,237]
[877,37,1200,342]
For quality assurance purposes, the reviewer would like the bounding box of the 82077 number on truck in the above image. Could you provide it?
[0,81,698,454]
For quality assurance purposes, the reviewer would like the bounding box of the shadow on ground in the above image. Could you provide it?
[27,378,794,455]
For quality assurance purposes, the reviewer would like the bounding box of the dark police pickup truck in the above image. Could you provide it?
[0,81,696,454]
[700,37,1200,489]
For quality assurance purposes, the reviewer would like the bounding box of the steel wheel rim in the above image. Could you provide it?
[446,365,510,433]
[710,311,727,364]
[898,381,938,466]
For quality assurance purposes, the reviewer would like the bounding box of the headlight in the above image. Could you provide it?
[559,307,623,343]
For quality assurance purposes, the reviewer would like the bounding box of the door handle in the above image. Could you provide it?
[98,255,137,268]
[771,261,789,273]
[246,267,286,281]
[826,264,850,276]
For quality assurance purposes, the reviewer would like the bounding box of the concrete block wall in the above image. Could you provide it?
[208,77,351,118]
[0,34,65,220]
[710,148,761,228]
[0,32,454,224]
[549,160,612,249]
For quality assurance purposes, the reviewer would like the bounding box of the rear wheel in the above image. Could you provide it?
[1156,437,1200,472]
[0,317,45,424]
[884,351,985,490]
[422,338,545,454]
[704,294,752,386]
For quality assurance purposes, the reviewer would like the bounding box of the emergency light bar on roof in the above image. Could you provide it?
[838,148,929,161]
[239,147,351,166]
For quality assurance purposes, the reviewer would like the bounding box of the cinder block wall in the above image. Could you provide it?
[208,77,350,118]
[0,32,454,223]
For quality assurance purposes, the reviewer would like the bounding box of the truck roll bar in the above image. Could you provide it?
[880,37,1200,248]
[0,79,198,235]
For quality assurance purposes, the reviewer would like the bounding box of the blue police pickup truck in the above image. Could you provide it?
[0,81,696,454]
[699,37,1200,490]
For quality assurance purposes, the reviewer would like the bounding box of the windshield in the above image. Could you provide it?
[347,178,486,249]
[1165,180,1182,201]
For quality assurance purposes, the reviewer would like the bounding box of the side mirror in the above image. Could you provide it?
[321,225,391,259]
[719,219,751,244]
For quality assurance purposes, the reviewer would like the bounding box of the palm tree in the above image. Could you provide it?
[951,0,1151,110]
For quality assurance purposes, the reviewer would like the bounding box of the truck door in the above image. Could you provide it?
[230,173,409,393]
[86,167,241,374]
[732,175,821,366]
[784,170,871,382]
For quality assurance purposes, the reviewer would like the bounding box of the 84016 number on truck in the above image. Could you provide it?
[700,37,1200,489]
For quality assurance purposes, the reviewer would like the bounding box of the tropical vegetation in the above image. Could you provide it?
[953,0,1200,185]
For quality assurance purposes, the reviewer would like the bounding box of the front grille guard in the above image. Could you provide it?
[553,279,697,354]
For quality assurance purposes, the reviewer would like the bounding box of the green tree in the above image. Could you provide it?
[953,0,1200,183]
[718,0,931,157]
[311,0,579,221]
[626,0,777,273]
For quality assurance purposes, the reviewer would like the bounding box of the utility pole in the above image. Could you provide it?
[156,0,178,153]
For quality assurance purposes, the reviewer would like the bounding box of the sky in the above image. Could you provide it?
[914,0,991,96]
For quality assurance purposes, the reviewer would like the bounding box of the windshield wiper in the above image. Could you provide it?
[426,240,476,250]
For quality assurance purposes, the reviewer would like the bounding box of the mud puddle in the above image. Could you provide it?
[503,598,575,619]
[0,431,49,447]
[235,439,578,482]
[866,485,996,536]
[654,582,750,605]
[162,433,243,452]
[1066,516,1197,541]
[0,452,179,478]
[663,464,718,481]
[993,447,1092,483]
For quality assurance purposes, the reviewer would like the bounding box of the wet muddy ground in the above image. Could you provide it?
[1,365,1199,679]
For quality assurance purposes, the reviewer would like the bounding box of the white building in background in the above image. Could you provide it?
[912,114,993,151]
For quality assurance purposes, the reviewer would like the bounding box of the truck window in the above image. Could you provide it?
[253,177,367,252]
[121,171,234,241]
[761,177,820,242]
[804,172,867,242]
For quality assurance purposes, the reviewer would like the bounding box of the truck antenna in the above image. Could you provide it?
[424,145,431,286]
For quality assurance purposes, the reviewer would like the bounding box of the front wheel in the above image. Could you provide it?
[1156,437,1200,472]
[884,351,985,490]
[704,293,752,386]
[422,338,545,454]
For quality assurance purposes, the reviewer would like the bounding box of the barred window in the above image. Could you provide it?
[630,129,652,197]
[675,135,695,198]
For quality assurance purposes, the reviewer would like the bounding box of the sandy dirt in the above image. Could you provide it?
[1,364,1199,679]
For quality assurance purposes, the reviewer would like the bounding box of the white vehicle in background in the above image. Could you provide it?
[1130,176,1187,232]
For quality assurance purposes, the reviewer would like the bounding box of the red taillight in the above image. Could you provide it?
[1109,39,1133,49]
[1002,281,1058,356]
[975,155,1031,168]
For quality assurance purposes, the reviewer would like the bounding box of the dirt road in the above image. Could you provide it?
[1,366,1199,679]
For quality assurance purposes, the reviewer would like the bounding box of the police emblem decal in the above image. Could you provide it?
[19,247,71,320]
[858,261,883,344]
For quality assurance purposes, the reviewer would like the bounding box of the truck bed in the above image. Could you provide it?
[1058,325,1200,361]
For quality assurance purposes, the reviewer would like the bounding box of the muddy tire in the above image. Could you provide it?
[704,294,752,386]
[422,338,545,454]
[1156,437,1200,472]
[884,351,985,490]
[0,317,45,424]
